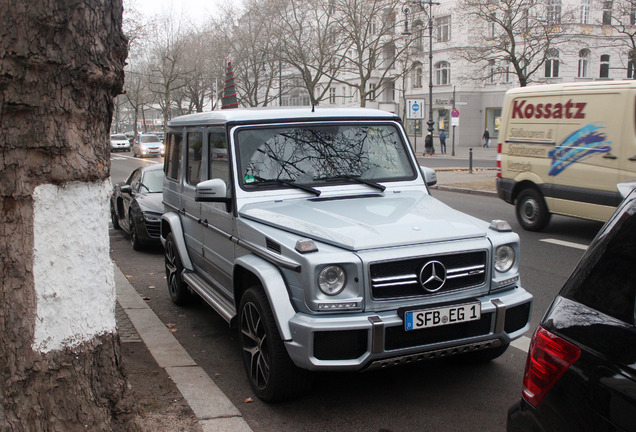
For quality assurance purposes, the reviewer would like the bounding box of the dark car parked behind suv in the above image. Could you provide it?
[111,163,165,250]
[507,181,636,432]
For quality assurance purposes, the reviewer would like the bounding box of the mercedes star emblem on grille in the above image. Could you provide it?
[419,261,447,292]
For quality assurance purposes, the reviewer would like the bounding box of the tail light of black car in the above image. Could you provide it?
[522,326,581,407]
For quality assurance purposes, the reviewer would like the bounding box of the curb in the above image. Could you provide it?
[114,266,253,432]
[432,185,497,197]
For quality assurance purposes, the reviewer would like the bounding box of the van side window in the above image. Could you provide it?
[562,202,636,324]
[209,128,230,192]
[165,132,182,181]
[186,131,203,186]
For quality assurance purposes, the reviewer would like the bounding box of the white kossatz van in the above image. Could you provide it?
[497,81,636,231]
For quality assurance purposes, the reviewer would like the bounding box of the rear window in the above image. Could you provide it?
[141,135,160,143]
[561,199,636,324]
[111,134,127,140]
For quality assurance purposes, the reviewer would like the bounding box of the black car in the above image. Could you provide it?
[507,182,636,432]
[111,163,164,250]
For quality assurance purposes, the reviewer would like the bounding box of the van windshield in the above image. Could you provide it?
[236,123,415,189]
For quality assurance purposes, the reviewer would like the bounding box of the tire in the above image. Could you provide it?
[129,215,144,251]
[164,233,192,305]
[239,288,313,402]
[515,188,551,231]
[452,343,510,363]
[110,203,121,230]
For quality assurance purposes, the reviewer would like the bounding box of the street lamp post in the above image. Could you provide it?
[402,0,439,139]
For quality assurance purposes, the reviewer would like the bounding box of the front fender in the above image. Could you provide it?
[234,254,296,341]
[160,213,194,271]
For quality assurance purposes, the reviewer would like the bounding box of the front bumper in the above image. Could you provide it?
[285,287,532,371]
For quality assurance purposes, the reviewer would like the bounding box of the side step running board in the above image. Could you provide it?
[182,272,236,323]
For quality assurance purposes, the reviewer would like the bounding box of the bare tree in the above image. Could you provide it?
[0,1,141,430]
[331,0,411,107]
[596,0,636,73]
[273,0,349,106]
[457,0,575,86]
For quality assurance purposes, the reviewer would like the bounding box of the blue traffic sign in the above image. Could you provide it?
[412,103,420,111]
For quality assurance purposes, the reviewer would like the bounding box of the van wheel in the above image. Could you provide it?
[516,189,550,231]
[239,287,313,402]
[164,233,192,305]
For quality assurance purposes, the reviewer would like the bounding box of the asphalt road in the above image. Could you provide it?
[109,154,601,432]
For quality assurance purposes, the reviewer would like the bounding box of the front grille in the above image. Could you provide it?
[385,312,493,350]
[145,220,161,238]
[370,251,487,299]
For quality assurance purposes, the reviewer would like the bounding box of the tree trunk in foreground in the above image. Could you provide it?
[0,1,140,430]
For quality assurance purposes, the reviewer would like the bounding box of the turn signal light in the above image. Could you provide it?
[521,326,580,407]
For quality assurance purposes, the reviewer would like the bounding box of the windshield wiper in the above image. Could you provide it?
[252,176,321,196]
[314,175,386,192]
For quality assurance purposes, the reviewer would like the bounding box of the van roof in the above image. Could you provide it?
[506,79,636,95]
[167,107,400,128]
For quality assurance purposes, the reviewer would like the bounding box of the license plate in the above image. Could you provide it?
[404,302,481,331]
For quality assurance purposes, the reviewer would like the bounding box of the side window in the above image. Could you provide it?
[165,132,182,181]
[128,169,142,192]
[209,128,230,192]
[186,131,203,186]
[563,201,636,324]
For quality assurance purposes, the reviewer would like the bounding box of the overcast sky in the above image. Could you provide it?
[125,0,240,24]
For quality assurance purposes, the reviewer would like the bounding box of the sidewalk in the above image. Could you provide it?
[114,147,498,431]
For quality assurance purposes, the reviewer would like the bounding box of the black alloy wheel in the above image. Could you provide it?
[164,233,192,305]
[111,204,121,229]
[239,287,313,402]
[129,214,143,251]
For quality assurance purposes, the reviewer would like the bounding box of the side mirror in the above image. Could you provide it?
[120,185,132,194]
[195,178,229,202]
[419,166,437,187]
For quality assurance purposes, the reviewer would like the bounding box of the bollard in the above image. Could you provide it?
[469,148,473,174]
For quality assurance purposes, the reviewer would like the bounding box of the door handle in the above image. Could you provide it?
[629,156,636,161]
[603,154,617,159]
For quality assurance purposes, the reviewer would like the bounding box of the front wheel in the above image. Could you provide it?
[110,203,121,229]
[239,288,313,402]
[515,189,550,231]
[129,215,144,251]
[164,233,192,305]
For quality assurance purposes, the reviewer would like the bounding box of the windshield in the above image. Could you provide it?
[111,134,127,140]
[236,123,415,189]
[141,169,164,193]
[141,135,160,143]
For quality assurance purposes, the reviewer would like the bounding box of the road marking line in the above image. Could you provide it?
[511,335,531,353]
[540,238,588,251]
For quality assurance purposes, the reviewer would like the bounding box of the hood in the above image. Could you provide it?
[239,190,488,251]
[136,192,164,214]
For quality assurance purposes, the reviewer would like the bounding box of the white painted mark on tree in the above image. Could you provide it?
[32,180,116,353]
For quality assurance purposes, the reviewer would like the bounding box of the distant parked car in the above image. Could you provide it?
[111,163,165,250]
[110,133,131,152]
[133,133,164,158]
[507,181,636,432]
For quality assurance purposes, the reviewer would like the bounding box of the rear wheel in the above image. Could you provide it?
[164,233,192,305]
[110,203,121,229]
[515,188,550,231]
[239,288,313,402]
[129,215,144,251]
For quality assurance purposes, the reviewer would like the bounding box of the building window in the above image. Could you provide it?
[629,50,636,79]
[384,81,395,102]
[603,1,613,25]
[547,0,562,24]
[435,61,450,85]
[488,12,496,38]
[413,64,423,88]
[414,20,424,50]
[632,2,636,25]
[368,83,376,101]
[545,49,559,78]
[578,49,590,77]
[504,62,512,82]
[383,42,396,69]
[600,54,610,78]
[436,16,451,42]
[329,87,336,104]
[580,0,590,24]
[488,59,496,83]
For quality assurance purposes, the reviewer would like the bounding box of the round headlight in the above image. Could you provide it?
[495,245,515,273]
[318,265,346,296]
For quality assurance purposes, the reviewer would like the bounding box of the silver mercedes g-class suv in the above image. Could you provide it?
[161,107,533,402]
